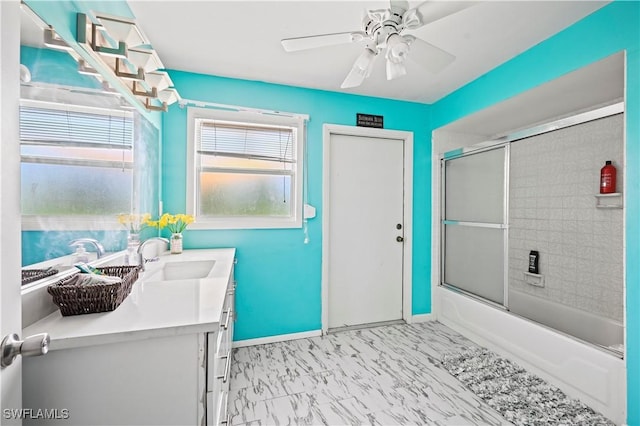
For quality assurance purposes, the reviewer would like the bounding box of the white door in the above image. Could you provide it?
[327,133,404,329]
[1,1,25,419]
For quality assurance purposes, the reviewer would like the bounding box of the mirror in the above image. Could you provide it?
[19,5,161,280]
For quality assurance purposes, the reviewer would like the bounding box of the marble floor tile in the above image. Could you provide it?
[230,321,512,426]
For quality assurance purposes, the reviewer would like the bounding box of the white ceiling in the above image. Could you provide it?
[128,0,609,104]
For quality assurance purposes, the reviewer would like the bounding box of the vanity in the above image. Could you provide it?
[22,248,236,426]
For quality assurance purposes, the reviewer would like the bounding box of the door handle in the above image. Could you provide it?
[1,333,50,368]
[396,236,404,242]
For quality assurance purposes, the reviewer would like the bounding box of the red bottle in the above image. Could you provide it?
[600,161,617,194]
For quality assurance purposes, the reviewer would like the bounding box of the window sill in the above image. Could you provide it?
[190,216,302,230]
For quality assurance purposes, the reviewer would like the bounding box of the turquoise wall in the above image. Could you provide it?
[431,2,640,423]
[21,0,640,422]
[162,72,432,340]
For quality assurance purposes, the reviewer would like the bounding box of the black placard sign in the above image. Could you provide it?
[356,113,384,128]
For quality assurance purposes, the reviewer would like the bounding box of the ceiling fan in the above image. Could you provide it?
[281,1,472,88]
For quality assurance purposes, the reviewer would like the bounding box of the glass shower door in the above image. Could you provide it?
[442,146,508,305]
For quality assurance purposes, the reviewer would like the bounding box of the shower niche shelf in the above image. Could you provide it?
[595,193,623,209]
[524,272,545,288]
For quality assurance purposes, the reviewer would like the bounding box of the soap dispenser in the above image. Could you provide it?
[71,243,90,264]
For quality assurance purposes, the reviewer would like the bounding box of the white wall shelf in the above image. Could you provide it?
[524,271,545,287]
[595,193,623,209]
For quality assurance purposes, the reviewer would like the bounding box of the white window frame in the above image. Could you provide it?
[186,107,305,229]
[20,98,135,231]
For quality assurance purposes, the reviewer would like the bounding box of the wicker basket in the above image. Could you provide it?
[22,268,59,285]
[47,266,141,316]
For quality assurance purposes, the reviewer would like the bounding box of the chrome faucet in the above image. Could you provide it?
[69,238,106,259]
[137,237,169,271]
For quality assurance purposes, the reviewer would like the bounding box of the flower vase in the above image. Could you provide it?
[128,232,141,247]
[170,233,183,254]
[125,232,141,265]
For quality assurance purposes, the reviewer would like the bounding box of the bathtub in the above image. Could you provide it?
[508,288,624,352]
[435,285,626,425]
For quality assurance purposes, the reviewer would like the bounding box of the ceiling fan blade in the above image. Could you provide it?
[390,0,409,12]
[281,31,365,52]
[341,48,377,89]
[405,1,474,29]
[405,35,455,74]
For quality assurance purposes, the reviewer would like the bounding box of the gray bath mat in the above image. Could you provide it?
[441,347,615,426]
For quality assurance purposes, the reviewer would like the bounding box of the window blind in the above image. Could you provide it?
[197,119,295,163]
[20,105,133,149]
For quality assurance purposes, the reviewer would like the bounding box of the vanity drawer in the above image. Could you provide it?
[215,390,230,426]
[208,333,231,390]
[208,331,230,392]
[205,387,229,425]
[207,276,234,393]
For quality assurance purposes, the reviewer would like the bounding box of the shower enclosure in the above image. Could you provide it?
[442,145,508,306]
[441,104,625,356]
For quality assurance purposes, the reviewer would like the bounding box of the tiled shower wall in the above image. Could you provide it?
[508,113,624,322]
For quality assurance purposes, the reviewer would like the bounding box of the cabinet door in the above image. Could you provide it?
[24,334,201,426]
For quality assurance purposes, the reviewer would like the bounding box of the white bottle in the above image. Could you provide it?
[72,244,90,264]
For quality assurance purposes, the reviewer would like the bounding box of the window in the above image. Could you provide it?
[20,99,134,230]
[187,108,305,229]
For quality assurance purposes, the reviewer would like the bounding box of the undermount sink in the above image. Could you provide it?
[145,259,216,282]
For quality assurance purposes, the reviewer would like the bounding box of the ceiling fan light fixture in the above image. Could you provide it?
[341,47,377,89]
[386,33,409,63]
[386,59,406,81]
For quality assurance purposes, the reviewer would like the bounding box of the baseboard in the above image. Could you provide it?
[232,330,322,348]
[411,313,435,323]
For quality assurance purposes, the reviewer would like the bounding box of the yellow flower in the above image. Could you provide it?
[159,213,171,228]
[146,213,194,234]
[118,213,151,233]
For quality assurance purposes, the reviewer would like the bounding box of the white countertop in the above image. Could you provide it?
[23,248,236,351]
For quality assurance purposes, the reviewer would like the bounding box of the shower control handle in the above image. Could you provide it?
[396,236,404,242]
